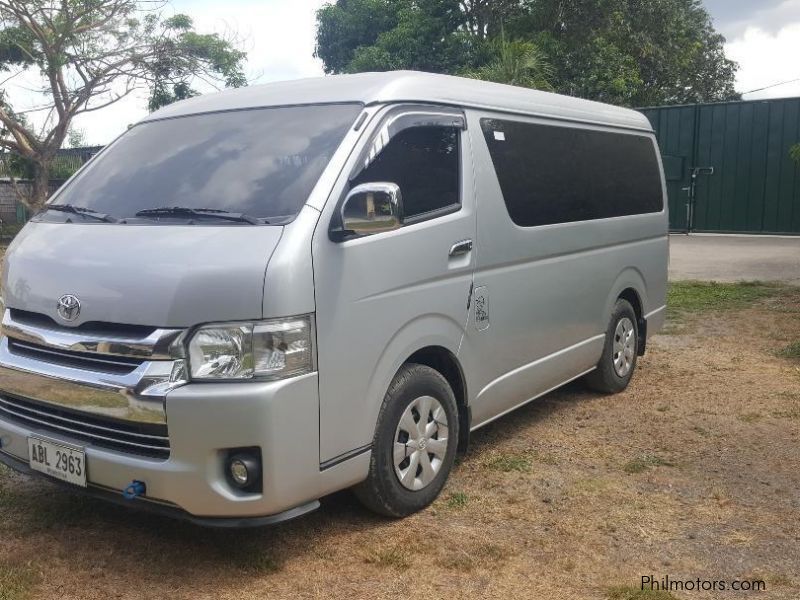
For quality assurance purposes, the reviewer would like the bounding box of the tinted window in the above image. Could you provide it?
[481,119,663,227]
[352,126,460,218]
[52,104,362,222]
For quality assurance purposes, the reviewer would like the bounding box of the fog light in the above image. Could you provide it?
[225,449,262,492]
[230,459,250,486]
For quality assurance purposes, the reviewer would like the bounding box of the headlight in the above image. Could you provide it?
[187,316,313,381]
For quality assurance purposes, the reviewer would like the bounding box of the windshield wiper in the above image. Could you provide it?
[134,207,263,225]
[44,204,117,223]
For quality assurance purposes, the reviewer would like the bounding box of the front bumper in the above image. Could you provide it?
[0,373,371,522]
[0,450,319,527]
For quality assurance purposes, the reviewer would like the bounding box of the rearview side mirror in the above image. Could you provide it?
[333,182,404,241]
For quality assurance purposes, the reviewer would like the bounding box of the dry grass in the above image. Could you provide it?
[1,247,799,598]
[0,559,38,600]
[622,453,674,474]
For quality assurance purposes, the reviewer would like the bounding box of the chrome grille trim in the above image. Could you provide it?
[0,337,185,425]
[8,339,143,373]
[0,394,170,458]
[1,309,185,361]
[0,397,167,442]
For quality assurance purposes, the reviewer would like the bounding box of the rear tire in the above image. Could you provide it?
[354,363,459,517]
[585,299,639,394]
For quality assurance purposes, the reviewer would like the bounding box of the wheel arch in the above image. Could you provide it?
[363,315,468,457]
[407,346,470,454]
[605,269,649,356]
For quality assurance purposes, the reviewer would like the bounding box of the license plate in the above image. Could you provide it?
[27,437,87,488]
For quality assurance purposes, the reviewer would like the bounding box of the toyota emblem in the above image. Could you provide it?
[57,294,81,322]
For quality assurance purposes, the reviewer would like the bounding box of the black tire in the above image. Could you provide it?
[585,299,639,394]
[354,363,459,517]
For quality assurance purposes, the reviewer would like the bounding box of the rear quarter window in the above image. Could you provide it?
[480,118,664,227]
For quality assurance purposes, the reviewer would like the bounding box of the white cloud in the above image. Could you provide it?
[174,0,327,85]
[4,0,328,145]
[727,23,800,100]
[713,0,800,39]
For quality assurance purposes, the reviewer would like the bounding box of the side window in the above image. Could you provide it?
[352,126,460,219]
[480,118,663,227]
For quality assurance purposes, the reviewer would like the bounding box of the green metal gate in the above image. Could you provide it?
[640,97,800,234]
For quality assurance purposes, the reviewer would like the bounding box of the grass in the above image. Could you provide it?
[485,453,532,473]
[232,552,282,574]
[0,483,123,535]
[766,573,792,587]
[437,550,475,571]
[772,408,800,420]
[737,412,762,423]
[219,539,284,574]
[364,546,411,570]
[475,543,510,562]
[778,341,800,360]
[667,281,786,319]
[623,454,674,474]
[446,491,469,508]
[437,543,511,572]
[0,561,38,600]
[530,449,559,465]
[607,586,682,600]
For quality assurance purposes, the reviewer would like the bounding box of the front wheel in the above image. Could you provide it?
[585,298,639,394]
[354,364,459,517]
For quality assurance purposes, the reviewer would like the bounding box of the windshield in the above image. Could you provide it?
[48,103,362,223]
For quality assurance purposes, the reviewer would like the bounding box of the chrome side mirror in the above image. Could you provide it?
[336,182,404,240]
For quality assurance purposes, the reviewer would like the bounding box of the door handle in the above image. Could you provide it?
[449,239,473,258]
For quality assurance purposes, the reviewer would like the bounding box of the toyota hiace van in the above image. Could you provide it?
[0,72,668,525]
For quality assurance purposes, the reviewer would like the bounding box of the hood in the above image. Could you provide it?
[1,222,283,328]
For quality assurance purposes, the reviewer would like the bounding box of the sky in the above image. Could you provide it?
[707,0,800,100]
[4,0,800,145]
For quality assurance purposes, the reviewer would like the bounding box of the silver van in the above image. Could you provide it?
[0,72,668,525]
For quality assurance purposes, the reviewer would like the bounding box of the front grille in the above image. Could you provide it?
[0,394,170,459]
[9,308,158,338]
[7,339,143,375]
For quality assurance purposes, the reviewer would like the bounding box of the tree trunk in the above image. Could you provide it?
[28,160,51,212]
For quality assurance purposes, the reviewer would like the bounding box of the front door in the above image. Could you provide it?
[312,107,477,464]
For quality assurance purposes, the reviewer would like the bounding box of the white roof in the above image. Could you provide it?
[145,71,653,132]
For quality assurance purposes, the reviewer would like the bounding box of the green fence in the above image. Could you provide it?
[640,98,800,234]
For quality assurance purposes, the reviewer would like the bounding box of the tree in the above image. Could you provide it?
[466,38,552,90]
[526,0,739,106]
[0,1,246,210]
[315,0,400,75]
[65,126,85,148]
[317,0,478,75]
[315,0,739,106]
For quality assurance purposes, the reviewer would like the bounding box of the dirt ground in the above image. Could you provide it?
[1,258,799,598]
